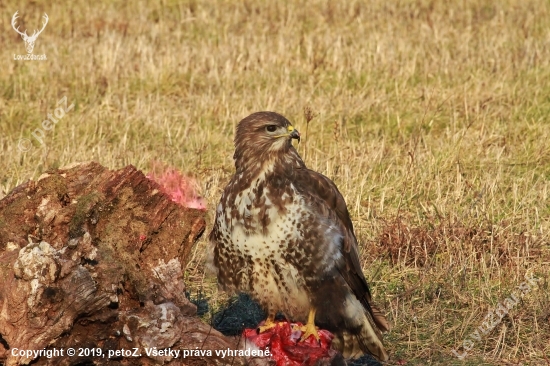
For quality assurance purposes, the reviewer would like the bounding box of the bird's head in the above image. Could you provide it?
[233,111,302,172]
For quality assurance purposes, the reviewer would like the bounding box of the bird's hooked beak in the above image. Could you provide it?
[288,125,301,143]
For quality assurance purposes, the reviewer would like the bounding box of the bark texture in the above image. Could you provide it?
[0,162,239,366]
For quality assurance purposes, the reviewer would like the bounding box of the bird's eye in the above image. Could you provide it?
[266,125,277,132]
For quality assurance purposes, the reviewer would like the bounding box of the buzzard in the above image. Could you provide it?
[209,111,389,361]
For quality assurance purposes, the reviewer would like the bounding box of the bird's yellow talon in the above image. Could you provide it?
[299,322,320,342]
[257,315,276,333]
[298,307,320,342]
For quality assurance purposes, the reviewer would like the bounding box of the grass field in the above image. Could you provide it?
[1,0,549,364]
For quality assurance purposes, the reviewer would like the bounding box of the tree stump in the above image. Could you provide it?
[0,162,240,366]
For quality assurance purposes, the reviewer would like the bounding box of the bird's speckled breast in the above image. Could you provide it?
[213,168,344,320]
[215,171,310,318]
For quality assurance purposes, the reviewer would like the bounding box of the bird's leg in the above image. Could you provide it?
[298,307,320,342]
[257,314,277,333]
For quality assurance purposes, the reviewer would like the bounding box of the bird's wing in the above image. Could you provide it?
[293,167,389,332]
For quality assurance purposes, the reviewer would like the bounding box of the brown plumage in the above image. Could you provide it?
[208,111,389,361]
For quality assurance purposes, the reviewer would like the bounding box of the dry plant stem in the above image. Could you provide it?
[302,106,316,162]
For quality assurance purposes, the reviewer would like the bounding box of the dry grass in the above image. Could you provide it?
[1,0,549,364]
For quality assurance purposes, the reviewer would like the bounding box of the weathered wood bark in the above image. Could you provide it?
[0,162,240,366]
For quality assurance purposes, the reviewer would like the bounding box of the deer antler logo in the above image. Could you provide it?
[11,11,49,54]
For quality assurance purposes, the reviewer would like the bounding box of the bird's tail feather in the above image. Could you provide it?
[370,303,390,333]
[332,308,389,361]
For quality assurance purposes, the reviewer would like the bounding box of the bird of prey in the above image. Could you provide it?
[208,111,389,361]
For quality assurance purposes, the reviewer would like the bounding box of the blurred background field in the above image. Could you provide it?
[1,0,549,364]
